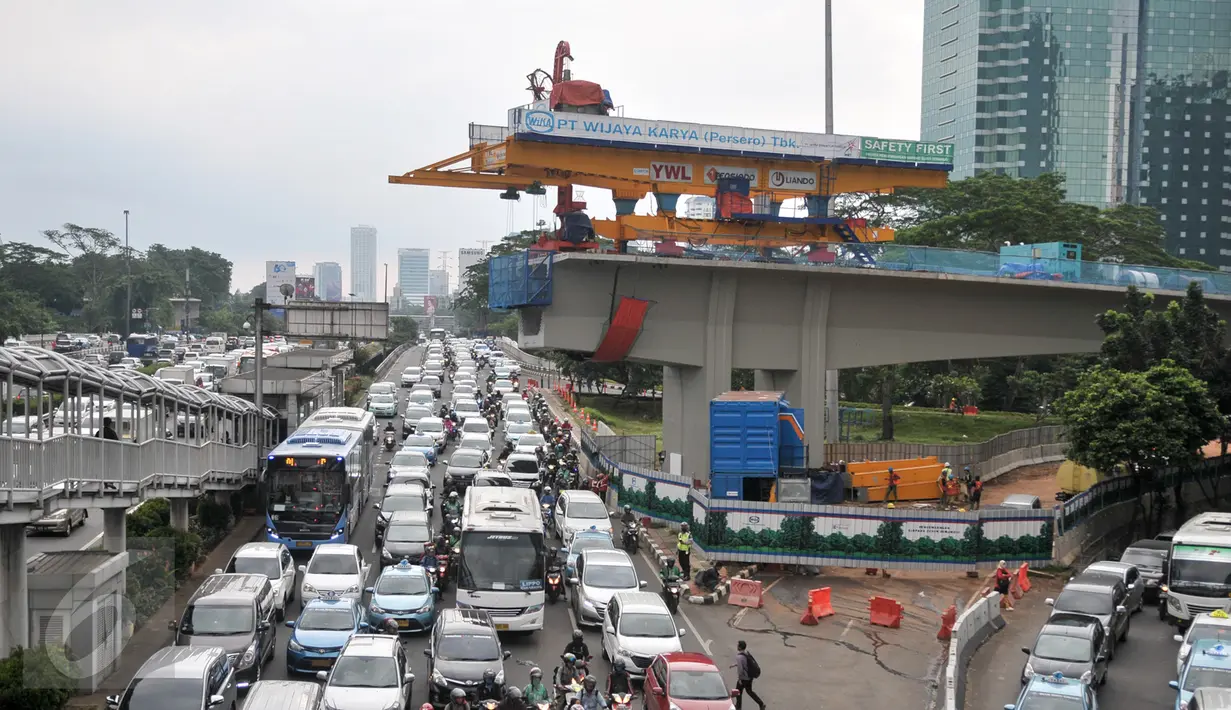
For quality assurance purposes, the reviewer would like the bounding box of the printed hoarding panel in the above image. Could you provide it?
[265,261,296,304]
[294,276,316,300]
[423,295,438,316]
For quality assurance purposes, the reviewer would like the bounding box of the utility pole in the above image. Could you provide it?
[383,263,389,304]
[124,210,131,335]
[824,0,834,134]
[253,298,265,462]
[823,0,840,459]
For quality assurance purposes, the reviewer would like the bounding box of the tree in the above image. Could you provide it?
[387,316,420,347]
[1058,361,1222,485]
[454,231,538,332]
[0,645,75,710]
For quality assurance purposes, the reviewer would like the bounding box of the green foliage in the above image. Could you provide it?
[0,645,76,710]
[1058,361,1222,476]
[619,481,690,522]
[454,231,538,332]
[387,316,420,347]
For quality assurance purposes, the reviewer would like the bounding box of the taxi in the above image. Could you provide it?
[365,560,439,633]
[284,597,367,675]
[561,529,615,579]
[1176,610,1231,675]
[1171,640,1231,710]
[1006,672,1097,710]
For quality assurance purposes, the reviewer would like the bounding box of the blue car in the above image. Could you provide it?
[366,560,439,633]
[402,434,438,465]
[285,598,367,675]
[560,529,615,578]
[1171,640,1231,710]
[1006,672,1097,710]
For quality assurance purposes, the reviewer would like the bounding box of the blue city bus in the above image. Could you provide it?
[125,333,159,359]
[264,427,371,550]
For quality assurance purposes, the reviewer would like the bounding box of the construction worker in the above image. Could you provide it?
[885,467,900,505]
[677,523,693,579]
[941,461,953,480]
[937,469,949,508]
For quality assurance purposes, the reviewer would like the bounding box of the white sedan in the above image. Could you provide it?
[298,544,369,602]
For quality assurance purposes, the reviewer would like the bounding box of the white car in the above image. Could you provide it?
[555,490,614,545]
[400,366,423,387]
[503,409,534,430]
[493,379,517,396]
[502,452,542,487]
[403,405,434,432]
[515,433,547,455]
[460,418,491,437]
[219,542,297,620]
[458,432,493,459]
[317,635,414,710]
[387,449,432,483]
[415,417,448,451]
[407,388,435,408]
[504,422,534,444]
[600,592,684,679]
[452,399,482,420]
[1176,611,1231,674]
[298,544,369,602]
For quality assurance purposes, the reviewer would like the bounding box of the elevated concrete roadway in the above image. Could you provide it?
[516,254,1231,482]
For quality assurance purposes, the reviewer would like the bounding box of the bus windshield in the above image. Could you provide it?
[268,457,347,522]
[1171,544,1231,595]
[458,531,546,592]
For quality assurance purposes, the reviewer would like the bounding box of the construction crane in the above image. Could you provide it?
[391,41,952,257]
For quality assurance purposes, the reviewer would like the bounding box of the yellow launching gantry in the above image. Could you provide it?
[389,42,953,256]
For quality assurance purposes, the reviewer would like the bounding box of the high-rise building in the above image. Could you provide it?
[313,262,344,302]
[920,0,1231,268]
[397,248,431,309]
[349,226,378,300]
[429,269,449,297]
[684,197,716,220]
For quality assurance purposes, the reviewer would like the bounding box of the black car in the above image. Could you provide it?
[381,510,434,568]
[170,574,276,691]
[1121,538,1171,603]
[424,609,511,706]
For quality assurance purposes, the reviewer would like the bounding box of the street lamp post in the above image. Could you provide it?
[383,263,389,305]
[124,210,131,336]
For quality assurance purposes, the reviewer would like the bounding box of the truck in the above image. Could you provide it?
[708,391,806,500]
[155,365,197,386]
[1164,512,1231,625]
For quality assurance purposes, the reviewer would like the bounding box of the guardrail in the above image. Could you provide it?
[943,590,1005,710]
[828,426,1066,481]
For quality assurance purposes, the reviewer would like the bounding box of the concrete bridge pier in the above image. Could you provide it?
[103,508,126,555]
[170,499,190,531]
[0,523,29,654]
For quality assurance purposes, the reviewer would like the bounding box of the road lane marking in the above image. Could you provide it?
[638,548,712,655]
[839,618,854,640]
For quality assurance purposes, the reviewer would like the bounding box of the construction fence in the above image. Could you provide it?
[826,425,1065,479]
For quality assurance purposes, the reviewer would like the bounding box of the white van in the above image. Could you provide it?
[600,591,685,679]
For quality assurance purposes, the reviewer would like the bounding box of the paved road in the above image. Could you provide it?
[250,345,711,705]
[967,583,1179,709]
[24,514,106,561]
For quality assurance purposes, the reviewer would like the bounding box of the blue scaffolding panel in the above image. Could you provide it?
[488,250,554,308]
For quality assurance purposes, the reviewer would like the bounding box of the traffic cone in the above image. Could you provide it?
[800,606,818,625]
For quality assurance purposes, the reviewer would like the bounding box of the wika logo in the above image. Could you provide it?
[650,162,693,182]
[524,110,555,134]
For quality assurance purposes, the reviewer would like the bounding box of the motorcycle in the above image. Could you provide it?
[622,522,640,555]
[609,692,633,710]
[383,434,396,452]
[546,559,564,603]
[541,503,555,534]
[663,578,682,614]
[436,549,452,592]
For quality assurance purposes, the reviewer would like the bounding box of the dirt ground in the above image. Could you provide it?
[981,462,1061,505]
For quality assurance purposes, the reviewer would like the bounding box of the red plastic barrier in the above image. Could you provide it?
[728,579,764,609]
[807,587,836,619]
[868,596,903,629]
[937,604,957,641]
[1017,563,1032,594]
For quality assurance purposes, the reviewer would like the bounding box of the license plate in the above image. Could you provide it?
[495,623,509,631]
[310,659,332,668]
[296,541,312,548]
[397,619,409,628]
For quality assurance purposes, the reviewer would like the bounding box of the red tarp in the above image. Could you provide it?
[592,297,651,362]
[550,80,606,109]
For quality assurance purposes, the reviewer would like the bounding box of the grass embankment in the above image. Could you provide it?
[579,395,1055,446]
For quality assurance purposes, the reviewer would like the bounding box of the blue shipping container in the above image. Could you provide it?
[710,391,801,475]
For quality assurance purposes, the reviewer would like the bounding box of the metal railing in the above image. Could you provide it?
[0,434,260,499]
[827,425,1064,472]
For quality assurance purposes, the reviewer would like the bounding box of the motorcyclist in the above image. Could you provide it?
[444,490,463,517]
[576,677,606,710]
[523,667,551,705]
[606,659,632,698]
[539,487,556,509]
[384,422,396,437]
[439,404,450,419]
[557,653,580,686]
[478,669,501,701]
[448,688,470,710]
[499,686,527,710]
[420,543,439,575]
[620,505,637,525]
[659,557,684,584]
[563,629,589,661]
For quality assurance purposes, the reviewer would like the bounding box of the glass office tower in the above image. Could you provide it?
[921,0,1231,268]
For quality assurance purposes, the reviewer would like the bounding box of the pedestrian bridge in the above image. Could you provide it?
[1,345,278,655]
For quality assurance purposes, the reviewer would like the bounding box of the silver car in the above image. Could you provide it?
[1080,561,1145,614]
[317,635,414,710]
[1020,613,1110,686]
[569,549,647,627]
[1046,577,1130,643]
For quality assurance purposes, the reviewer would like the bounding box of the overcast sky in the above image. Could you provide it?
[0,0,925,292]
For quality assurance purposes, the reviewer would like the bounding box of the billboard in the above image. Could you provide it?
[265,261,296,304]
[295,276,316,300]
[283,301,390,340]
[423,295,438,316]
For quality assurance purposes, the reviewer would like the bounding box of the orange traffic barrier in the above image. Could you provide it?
[807,587,836,619]
[868,596,903,629]
[1017,563,1032,594]
[937,604,957,641]
[728,579,764,609]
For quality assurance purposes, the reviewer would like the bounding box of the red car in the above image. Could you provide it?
[643,652,737,710]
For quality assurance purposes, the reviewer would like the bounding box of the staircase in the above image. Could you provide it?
[832,220,877,266]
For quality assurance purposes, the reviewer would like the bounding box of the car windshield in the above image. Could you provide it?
[381,495,422,513]
[1019,692,1085,710]
[452,452,484,468]
[518,435,545,448]
[668,670,730,700]
[182,604,253,635]
[571,537,614,557]
[507,459,539,474]
[370,395,395,405]
[376,574,430,595]
[417,419,444,433]
[298,606,357,631]
[404,368,421,375]
[1188,624,1231,647]
[308,554,359,576]
[1052,590,1112,616]
[584,563,637,589]
[1121,549,1166,568]
[232,556,281,579]
[410,392,433,403]
[569,501,609,520]
[120,678,205,710]
[495,380,513,388]
[1184,665,1231,691]
[455,387,475,396]
[507,423,532,434]
[507,411,531,422]
[462,420,489,433]
[455,402,478,412]
[405,435,435,448]
[329,656,400,688]
[391,451,428,467]
[422,376,441,385]
[437,633,501,661]
[386,524,431,543]
[619,612,677,638]
[1032,633,1092,663]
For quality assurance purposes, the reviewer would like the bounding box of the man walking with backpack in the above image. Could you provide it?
[730,640,765,710]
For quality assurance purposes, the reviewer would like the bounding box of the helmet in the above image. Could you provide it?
[680,522,690,531]
[623,505,631,514]
[483,669,496,683]
[530,667,543,680]
[945,461,951,467]
[449,490,459,499]
[422,704,434,710]
[543,487,552,497]
[613,658,626,672]
[450,688,467,702]
[583,676,597,690]
[506,687,523,701]
[573,630,583,642]
[562,652,576,664]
